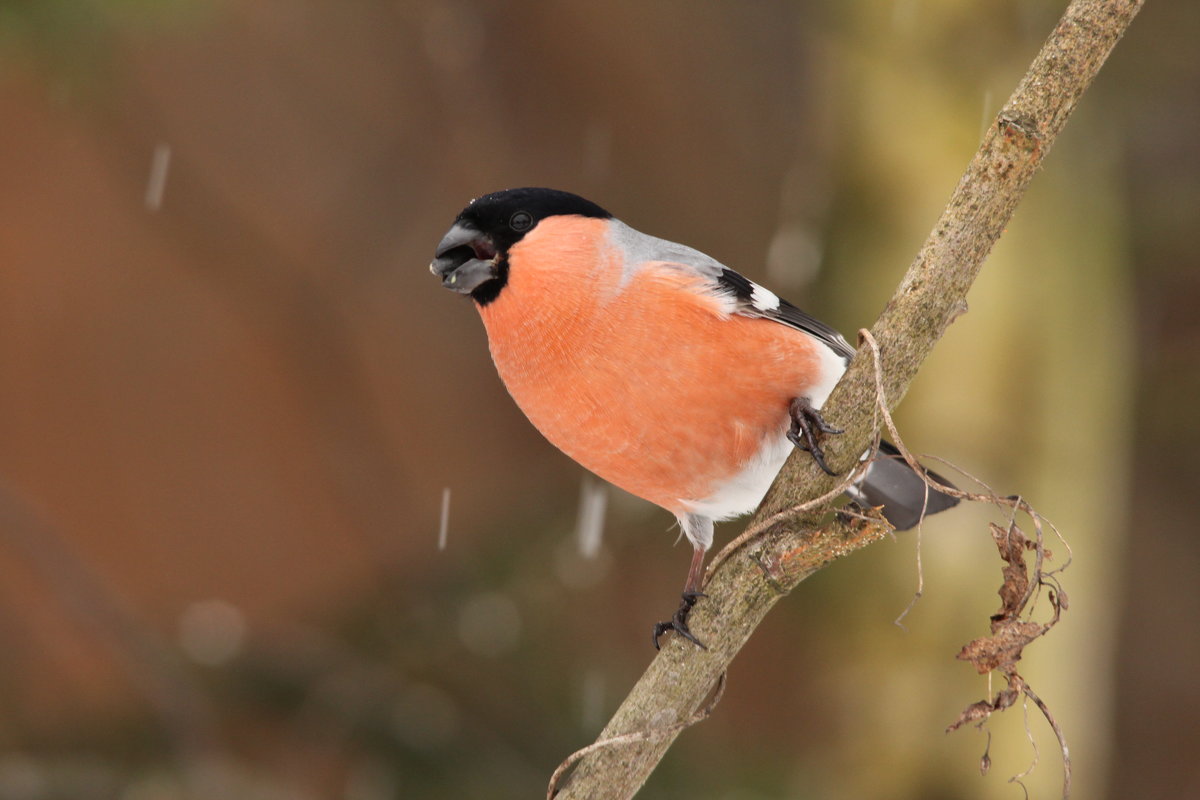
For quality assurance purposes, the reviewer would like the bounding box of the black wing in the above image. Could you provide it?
[713,268,855,362]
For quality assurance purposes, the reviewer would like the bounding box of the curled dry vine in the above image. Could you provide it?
[861,330,1074,797]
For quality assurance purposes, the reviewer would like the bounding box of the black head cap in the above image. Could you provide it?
[432,188,612,305]
[457,187,611,250]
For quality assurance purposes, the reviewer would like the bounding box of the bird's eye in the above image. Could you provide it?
[509,211,533,232]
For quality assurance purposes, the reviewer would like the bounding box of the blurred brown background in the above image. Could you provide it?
[0,1,1196,798]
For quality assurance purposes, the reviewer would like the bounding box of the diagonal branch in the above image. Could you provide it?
[551,1,1143,798]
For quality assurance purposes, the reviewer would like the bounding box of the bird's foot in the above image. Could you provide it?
[787,396,843,476]
[652,590,707,650]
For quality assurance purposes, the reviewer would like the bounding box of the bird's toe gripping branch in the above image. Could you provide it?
[786,396,844,476]
[652,590,707,650]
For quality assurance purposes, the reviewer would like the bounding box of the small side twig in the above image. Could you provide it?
[704,451,877,584]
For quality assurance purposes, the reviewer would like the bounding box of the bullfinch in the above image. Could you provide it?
[430,187,958,647]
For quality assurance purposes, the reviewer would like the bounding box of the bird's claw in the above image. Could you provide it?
[787,397,843,476]
[652,590,707,650]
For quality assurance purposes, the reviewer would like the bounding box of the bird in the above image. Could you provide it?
[430,187,958,648]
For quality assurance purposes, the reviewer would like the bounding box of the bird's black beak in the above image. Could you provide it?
[430,222,500,295]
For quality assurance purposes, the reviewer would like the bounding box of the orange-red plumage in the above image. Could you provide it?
[479,216,826,518]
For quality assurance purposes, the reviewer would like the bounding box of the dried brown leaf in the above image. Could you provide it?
[956,620,1045,674]
[947,699,995,733]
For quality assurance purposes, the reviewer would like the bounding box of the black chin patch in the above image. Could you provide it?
[469,255,509,306]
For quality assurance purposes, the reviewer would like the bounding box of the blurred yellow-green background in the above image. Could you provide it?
[1,1,1195,798]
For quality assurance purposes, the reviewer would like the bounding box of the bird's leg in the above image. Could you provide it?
[652,546,708,650]
[787,396,843,476]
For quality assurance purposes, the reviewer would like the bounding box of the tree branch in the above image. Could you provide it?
[551,1,1143,797]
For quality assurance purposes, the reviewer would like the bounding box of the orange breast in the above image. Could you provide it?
[478,217,826,515]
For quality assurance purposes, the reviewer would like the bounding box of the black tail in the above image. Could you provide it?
[846,441,959,531]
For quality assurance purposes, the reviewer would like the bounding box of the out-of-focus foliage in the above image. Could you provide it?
[0,1,1193,799]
